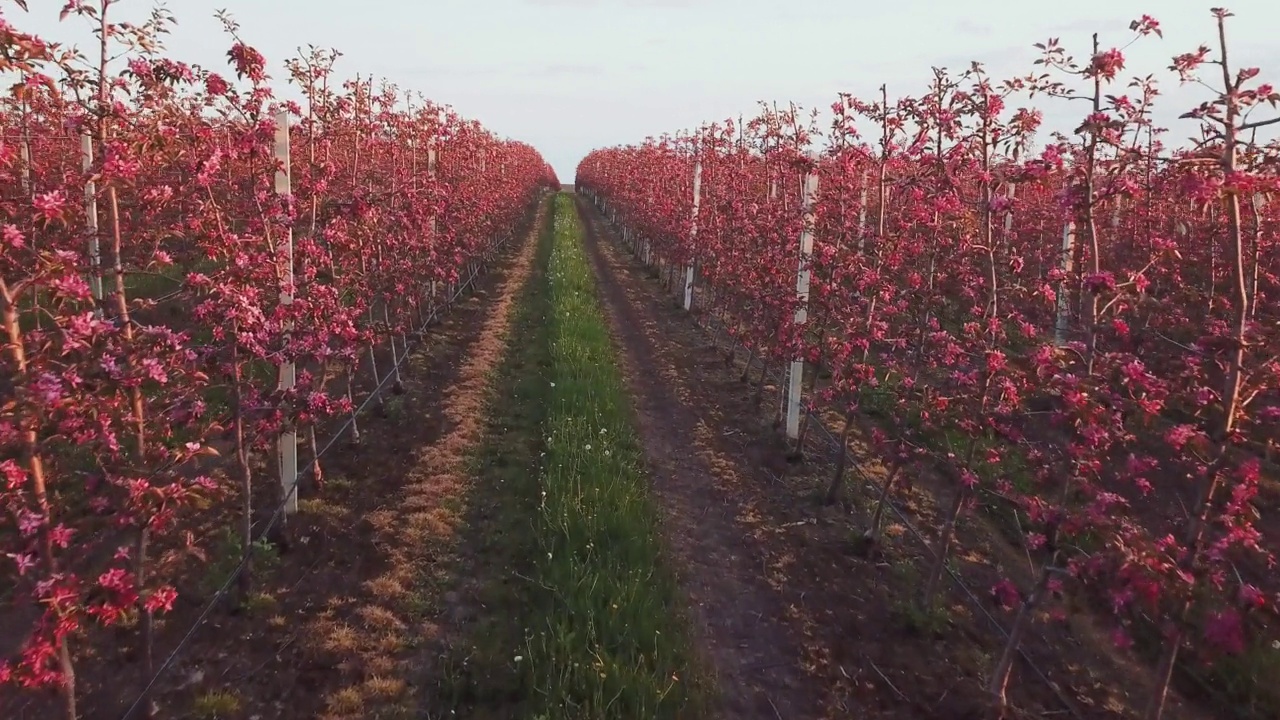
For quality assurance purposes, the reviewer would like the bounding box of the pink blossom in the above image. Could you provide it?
[32,191,66,221]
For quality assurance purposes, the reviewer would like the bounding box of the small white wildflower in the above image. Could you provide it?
[514,655,524,663]
[585,444,592,451]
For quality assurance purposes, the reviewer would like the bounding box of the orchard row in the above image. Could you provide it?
[1,3,555,717]
[577,10,1277,719]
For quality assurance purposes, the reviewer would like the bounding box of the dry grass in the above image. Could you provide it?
[318,621,360,655]
[356,605,405,631]
[191,689,242,719]
[324,687,364,715]
[298,497,345,520]
[364,575,409,599]
[363,675,408,698]
[364,655,397,675]
[286,202,549,718]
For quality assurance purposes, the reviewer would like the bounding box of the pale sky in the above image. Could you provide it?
[13,0,1280,181]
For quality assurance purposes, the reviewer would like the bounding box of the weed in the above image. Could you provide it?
[244,592,278,615]
[191,689,241,719]
[199,526,281,598]
[384,394,407,418]
[325,686,364,715]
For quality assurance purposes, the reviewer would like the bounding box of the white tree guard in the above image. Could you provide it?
[275,110,299,515]
[786,170,820,440]
[684,159,702,311]
[857,168,869,252]
[1055,220,1075,348]
[429,139,439,304]
[19,126,31,195]
[81,131,104,315]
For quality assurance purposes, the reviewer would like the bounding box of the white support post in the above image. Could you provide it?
[1251,192,1265,316]
[786,170,819,440]
[776,361,789,428]
[640,184,650,263]
[410,130,423,321]
[428,138,439,306]
[639,186,650,264]
[1054,220,1075,348]
[81,131,104,317]
[1004,183,1016,235]
[683,159,702,311]
[19,125,31,196]
[856,168,868,252]
[19,115,35,328]
[274,110,299,515]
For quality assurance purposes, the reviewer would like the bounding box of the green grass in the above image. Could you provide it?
[525,194,703,719]
[437,193,704,720]
[191,689,242,719]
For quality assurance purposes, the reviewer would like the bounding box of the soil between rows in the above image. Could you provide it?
[573,195,819,719]
[571,193,1209,720]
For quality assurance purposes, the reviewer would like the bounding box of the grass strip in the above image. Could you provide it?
[527,193,702,719]
[435,193,703,720]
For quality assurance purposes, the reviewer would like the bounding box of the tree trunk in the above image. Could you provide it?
[922,486,967,609]
[823,410,857,505]
[865,461,903,543]
[989,563,1055,709]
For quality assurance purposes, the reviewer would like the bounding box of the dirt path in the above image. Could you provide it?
[572,196,823,720]
[229,198,548,720]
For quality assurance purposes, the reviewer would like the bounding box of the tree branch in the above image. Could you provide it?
[1239,115,1280,132]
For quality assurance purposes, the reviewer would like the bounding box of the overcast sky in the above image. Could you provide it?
[12,0,1280,181]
